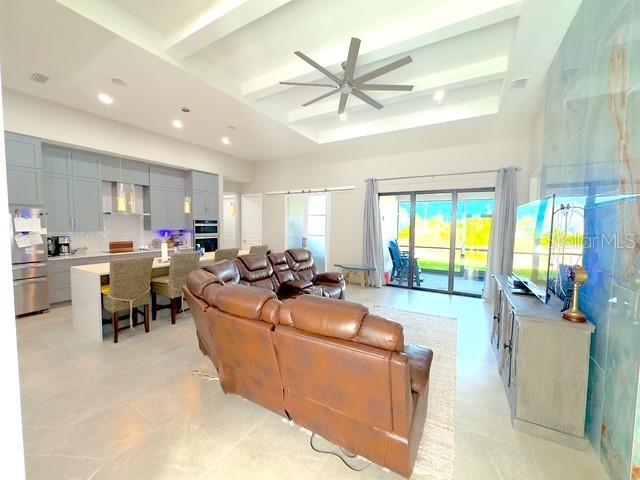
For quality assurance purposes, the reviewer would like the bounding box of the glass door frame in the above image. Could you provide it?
[380,186,495,298]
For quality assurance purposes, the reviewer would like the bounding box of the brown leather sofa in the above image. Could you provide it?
[184,269,433,478]
[285,248,346,299]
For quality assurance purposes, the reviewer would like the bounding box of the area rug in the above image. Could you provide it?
[366,304,457,480]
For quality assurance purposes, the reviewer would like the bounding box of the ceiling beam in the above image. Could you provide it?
[288,56,508,123]
[317,96,501,143]
[165,0,293,59]
[242,0,521,100]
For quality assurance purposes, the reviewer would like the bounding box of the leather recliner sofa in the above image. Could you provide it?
[204,249,346,300]
[285,248,346,299]
[184,268,433,478]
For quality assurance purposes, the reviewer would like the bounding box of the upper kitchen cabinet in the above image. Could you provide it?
[189,171,218,220]
[43,173,73,232]
[42,144,72,175]
[150,166,186,190]
[5,132,42,169]
[70,151,100,179]
[72,177,101,231]
[5,133,42,205]
[191,171,218,193]
[101,156,149,185]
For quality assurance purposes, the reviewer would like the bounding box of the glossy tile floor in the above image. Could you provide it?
[16,286,608,480]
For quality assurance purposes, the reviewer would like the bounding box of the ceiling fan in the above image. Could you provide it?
[280,37,413,115]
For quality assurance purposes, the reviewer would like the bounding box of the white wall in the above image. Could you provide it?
[2,89,254,182]
[243,116,533,268]
[0,71,26,480]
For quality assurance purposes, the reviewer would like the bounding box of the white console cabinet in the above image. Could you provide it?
[491,275,595,449]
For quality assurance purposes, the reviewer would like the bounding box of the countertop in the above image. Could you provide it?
[48,247,192,262]
[70,251,219,276]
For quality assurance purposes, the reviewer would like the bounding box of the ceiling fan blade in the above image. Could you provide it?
[343,37,361,81]
[294,51,341,83]
[351,89,383,110]
[358,84,414,91]
[280,81,336,87]
[302,88,339,107]
[338,92,349,114]
[354,56,412,84]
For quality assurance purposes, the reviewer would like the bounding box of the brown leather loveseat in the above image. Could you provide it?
[285,248,346,299]
[184,268,433,478]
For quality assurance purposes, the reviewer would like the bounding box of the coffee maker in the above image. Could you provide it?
[50,235,71,256]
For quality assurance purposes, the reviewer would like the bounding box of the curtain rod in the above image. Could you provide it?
[266,185,355,196]
[373,167,521,183]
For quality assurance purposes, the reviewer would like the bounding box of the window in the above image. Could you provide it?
[285,193,329,272]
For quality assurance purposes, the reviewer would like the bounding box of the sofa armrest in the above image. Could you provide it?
[316,272,344,284]
[405,344,433,394]
[280,279,314,296]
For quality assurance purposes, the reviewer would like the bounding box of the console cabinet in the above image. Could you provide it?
[491,275,594,449]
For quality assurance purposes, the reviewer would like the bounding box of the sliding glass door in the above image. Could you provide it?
[380,188,494,296]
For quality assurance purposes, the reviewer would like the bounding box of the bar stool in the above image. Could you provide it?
[101,256,154,343]
[151,252,200,324]
[248,244,270,255]
[214,248,239,261]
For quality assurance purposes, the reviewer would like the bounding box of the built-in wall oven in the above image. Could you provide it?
[193,219,218,253]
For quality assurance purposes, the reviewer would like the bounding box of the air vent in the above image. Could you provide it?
[30,72,49,84]
[511,77,529,91]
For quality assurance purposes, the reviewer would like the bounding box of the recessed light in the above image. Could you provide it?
[98,93,113,105]
[339,112,348,121]
[433,90,445,104]
[221,137,231,145]
[172,119,183,129]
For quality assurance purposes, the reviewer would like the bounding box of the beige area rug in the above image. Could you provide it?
[366,304,457,480]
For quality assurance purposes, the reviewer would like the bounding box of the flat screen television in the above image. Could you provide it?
[512,195,555,303]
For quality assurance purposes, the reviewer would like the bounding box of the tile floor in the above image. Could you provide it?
[16,286,608,480]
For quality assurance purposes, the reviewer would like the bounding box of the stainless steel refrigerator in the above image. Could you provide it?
[10,206,49,315]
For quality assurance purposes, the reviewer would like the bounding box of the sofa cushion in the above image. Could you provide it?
[353,315,404,352]
[204,260,240,285]
[280,295,367,340]
[214,284,278,322]
[186,269,220,299]
[405,344,434,394]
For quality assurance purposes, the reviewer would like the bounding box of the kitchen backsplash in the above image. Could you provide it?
[52,215,158,253]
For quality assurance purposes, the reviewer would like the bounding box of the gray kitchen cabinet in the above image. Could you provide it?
[101,156,149,185]
[7,166,42,205]
[191,171,217,192]
[192,190,218,219]
[166,169,186,190]
[43,173,73,232]
[5,132,41,169]
[149,166,167,187]
[42,144,72,175]
[169,189,187,230]
[71,151,100,179]
[149,186,170,230]
[73,177,101,231]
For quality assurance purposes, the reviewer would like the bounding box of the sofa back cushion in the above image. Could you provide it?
[204,260,240,285]
[235,254,276,291]
[285,248,317,281]
[268,252,296,287]
[279,295,404,352]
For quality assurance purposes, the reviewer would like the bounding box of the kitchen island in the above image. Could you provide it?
[71,252,223,342]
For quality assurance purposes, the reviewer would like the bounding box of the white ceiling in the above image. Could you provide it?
[0,0,582,161]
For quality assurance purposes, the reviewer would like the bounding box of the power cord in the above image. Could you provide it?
[309,433,372,472]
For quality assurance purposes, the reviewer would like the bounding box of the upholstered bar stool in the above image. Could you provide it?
[101,256,154,343]
[248,244,270,255]
[151,252,200,324]
[214,248,239,261]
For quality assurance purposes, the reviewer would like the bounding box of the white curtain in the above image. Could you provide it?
[482,167,518,302]
[363,178,384,287]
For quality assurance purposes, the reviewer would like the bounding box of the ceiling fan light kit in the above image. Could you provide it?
[280,37,413,116]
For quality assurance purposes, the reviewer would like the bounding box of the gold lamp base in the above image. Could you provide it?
[562,265,588,324]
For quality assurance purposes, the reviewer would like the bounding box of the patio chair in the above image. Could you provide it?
[388,240,421,286]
